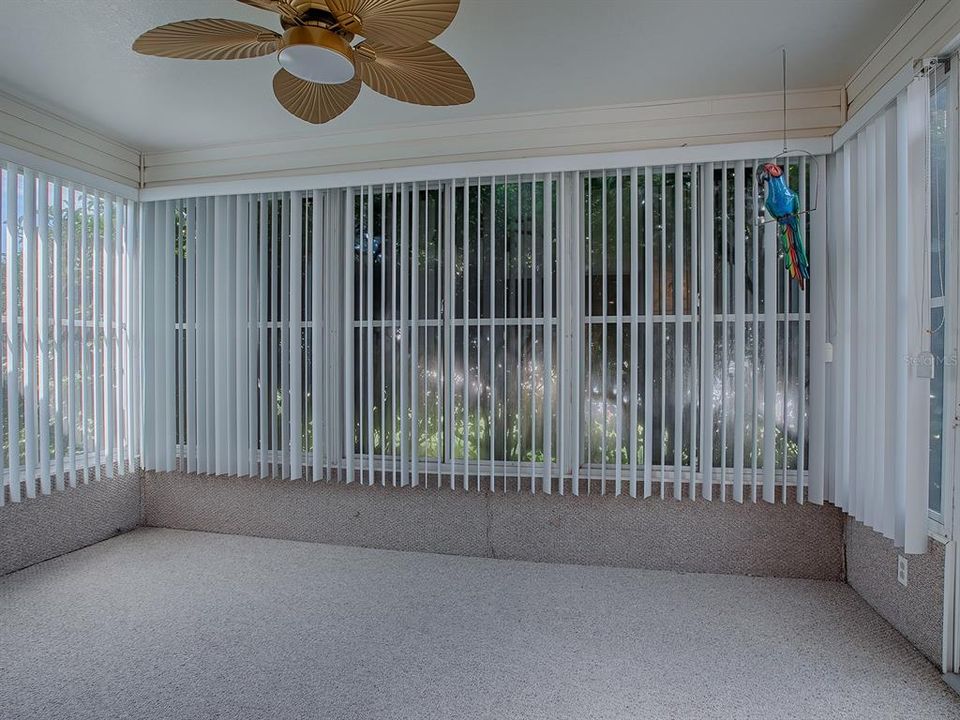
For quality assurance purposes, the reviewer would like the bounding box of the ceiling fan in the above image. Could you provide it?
[132,0,474,124]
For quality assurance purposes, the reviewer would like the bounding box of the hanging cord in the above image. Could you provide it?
[782,47,788,154]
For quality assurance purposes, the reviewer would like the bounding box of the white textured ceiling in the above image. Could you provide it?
[0,0,915,153]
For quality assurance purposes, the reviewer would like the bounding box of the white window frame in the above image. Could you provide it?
[930,57,958,538]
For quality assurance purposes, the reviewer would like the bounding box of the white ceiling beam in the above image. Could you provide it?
[142,87,841,195]
[0,90,140,191]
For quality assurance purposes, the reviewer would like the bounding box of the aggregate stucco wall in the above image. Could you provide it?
[844,517,946,666]
[0,471,141,575]
[143,470,845,580]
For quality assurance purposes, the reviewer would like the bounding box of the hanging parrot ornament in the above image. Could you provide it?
[758,162,809,289]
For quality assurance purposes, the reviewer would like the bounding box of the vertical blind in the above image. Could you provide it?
[143,191,345,481]
[580,162,823,501]
[0,160,139,505]
[825,74,932,553]
[347,179,562,492]
[0,128,937,550]
[144,162,825,505]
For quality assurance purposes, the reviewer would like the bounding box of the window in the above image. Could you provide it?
[171,192,322,479]
[160,162,818,501]
[0,162,138,503]
[581,162,811,499]
[929,58,951,519]
[350,178,559,489]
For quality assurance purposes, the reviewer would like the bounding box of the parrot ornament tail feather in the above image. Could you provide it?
[758,162,810,290]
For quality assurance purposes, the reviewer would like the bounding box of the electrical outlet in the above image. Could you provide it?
[897,555,908,587]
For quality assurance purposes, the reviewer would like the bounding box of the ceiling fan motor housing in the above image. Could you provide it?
[278,26,356,84]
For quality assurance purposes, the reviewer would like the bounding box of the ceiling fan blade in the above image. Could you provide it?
[235,0,301,24]
[133,19,280,60]
[272,69,361,123]
[326,0,460,46]
[356,42,473,106]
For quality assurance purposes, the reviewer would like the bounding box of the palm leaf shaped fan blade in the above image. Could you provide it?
[235,0,303,24]
[355,41,474,105]
[325,0,461,46]
[132,19,281,60]
[273,69,362,124]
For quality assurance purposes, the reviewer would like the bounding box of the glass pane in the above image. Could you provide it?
[928,61,948,514]
[929,305,945,514]
[413,326,443,459]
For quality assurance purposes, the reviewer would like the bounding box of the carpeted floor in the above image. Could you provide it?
[1,528,957,720]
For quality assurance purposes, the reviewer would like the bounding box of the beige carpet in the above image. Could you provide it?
[0,528,956,719]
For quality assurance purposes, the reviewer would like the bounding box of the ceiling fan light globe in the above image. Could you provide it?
[278,26,355,84]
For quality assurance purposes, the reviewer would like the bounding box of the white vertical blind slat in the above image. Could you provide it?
[797,159,808,504]
[643,167,653,499]
[399,185,410,487]
[4,165,20,501]
[312,190,323,481]
[103,193,114,479]
[113,197,124,476]
[543,174,554,494]
[23,171,37,497]
[52,183,64,490]
[436,182,444,489]
[600,171,608,492]
[81,187,93,480]
[365,186,375,485]
[199,198,211,474]
[898,78,932,553]
[357,186,365,485]
[733,161,746,503]
[781,160,791,505]
[473,180,482,491]
[658,166,666,499]
[720,164,728,501]
[409,184,419,487]
[92,191,102,481]
[700,163,715,500]
[279,195,290,479]
[585,176,593,493]
[854,136,868,518]
[530,175,538,494]
[38,176,51,493]
[762,197,778,504]
[378,187,387,485]
[289,191,303,480]
[186,199,197,472]
[689,168,699,500]
[615,170,623,496]
[808,155,827,505]
[66,183,78,486]
[235,195,250,478]
[628,168,638,498]
[257,195,268,477]
[390,185,398,487]
[448,180,458,490]
[880,113,898,536]
[165,199,177,471]
[673,166,683,500]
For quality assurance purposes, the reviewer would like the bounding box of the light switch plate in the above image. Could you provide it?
[824,342,834,363]
[897,555,908,587]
